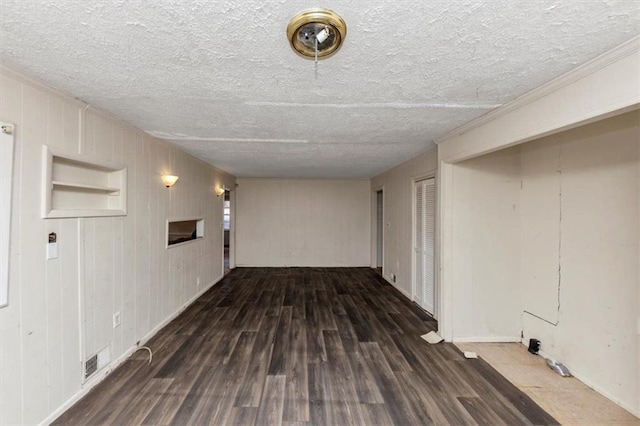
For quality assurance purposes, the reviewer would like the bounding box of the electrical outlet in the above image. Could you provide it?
[112,311,121,328]
[197,276,201,287]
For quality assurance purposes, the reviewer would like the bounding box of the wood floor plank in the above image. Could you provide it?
[360,342,423,425]
[360,403,395,426]
[308,363,331,425]
[283,317,310,423]
[323,330,366,425]
[187,331,258,425]
[234,314,279,408]
[395,370,476,425]
[54,267,557,426]
[458,396,509,425]
[268,306,293,375]
[111,378,173,425]
[466,357,560,425]
[226,407,259,425]
[255,375,286,426]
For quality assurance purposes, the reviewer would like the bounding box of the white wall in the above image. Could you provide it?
[435,39,639,415]
[0,66,235,425]
[370,148,438,300]
[446,111,639,413]
[235,178,370,267]
[450,147,522,340]
[520,111,639,415]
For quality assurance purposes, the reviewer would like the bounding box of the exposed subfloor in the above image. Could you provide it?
[456,342,640,426]
[54,268,557,425]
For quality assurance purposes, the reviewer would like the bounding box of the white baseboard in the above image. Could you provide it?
[40,274,224,426]
[453,336,522,343]
[524,340,640,419]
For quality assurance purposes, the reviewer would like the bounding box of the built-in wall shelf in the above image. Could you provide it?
[42,146,127,218]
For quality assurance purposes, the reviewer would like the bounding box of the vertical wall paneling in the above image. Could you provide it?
[112,125,124,358]
[0,66,236,425]
[20,84,50,424]
[134,135,150,341]
[235,179,370,267]
[0,73,24,425]
[45,95,64,410]
[60,218,80,397]
[121,127,137,352]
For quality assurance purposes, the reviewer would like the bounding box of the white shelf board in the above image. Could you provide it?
[46,208,127,219]
[52,181,120,194]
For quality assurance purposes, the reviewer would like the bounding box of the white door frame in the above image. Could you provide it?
[221,187,235,273]
[229,188,235,270]
[370,186,384,270]
[411,173,437,318]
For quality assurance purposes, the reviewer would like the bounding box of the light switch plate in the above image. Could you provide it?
[47,242,58,260]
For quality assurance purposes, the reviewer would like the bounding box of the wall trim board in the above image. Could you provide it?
[435,35,640,146]
[0,122,15,309]
[527,342,640,419]
[452,336,522,343]
[41,273,224,426]
[436,39,640,164]
[438,162,455,341]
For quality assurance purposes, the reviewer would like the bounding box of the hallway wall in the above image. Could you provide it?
[235,178,370,267]
[0,65,235,425]
[370,148,438,302]
[447,111,640,414]
[519,111,639,414]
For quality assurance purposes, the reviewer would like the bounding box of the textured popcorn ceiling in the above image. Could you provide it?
[1,1,638,178]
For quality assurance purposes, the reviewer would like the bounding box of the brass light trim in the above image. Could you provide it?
[286,9,347,60]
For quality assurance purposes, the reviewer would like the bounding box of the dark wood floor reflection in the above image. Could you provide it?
[55,268,558,425]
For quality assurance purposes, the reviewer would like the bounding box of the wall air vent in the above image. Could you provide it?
[85,354,98,378]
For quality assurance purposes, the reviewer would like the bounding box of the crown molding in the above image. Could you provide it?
[435,35,640,145]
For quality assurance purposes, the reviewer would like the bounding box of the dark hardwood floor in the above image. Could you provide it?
[54,267,558,425]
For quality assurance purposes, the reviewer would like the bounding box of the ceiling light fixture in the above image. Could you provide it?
[287,9,347,61]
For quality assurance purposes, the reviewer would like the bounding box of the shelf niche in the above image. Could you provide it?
[42,146,127,218]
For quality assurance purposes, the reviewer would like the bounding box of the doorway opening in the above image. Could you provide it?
[375,189,383,275]
[413,177,436,315]
[223,189,231,275]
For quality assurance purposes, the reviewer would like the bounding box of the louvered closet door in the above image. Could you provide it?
[414,178,435,314]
